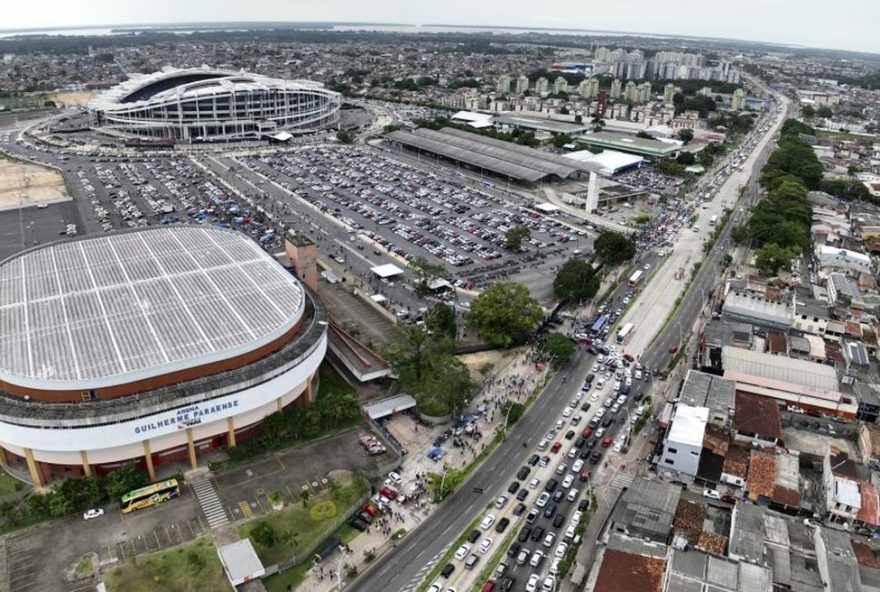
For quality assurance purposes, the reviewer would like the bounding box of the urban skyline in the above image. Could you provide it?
[1,0,878,55]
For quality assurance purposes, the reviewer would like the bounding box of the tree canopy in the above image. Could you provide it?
[466,282,543,347]
[410,256,448,297]
[677,129,694,144]
[553,258,600,303]
[594,231,636,265]
[543,333,577,368]
[505,224,532,250]
[425,302,457,341]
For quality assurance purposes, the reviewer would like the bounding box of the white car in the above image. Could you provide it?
[529,478,541,489]
[480,514,496,529]
[703,489,722,500]
[479,538,494,554]
[536,492,551,508]
[83,508,104,521]
[562,474,574,489]
[455,544,470,561]
[571,510,583,526]
[595,379,605,389]
[589,393,600,403]
[429,585,442,592]
[529,549,544,567]
[542,575,557,591]
[526,574,541,592]
[555,419,565,430]
[634,369,643,380]
[495,496,508,509]
[562,407,573,418]
[554,541,569,558]
[543,532,556,548]
[572,459,584,473]
[549,557,562,575]
[386,471,402,484]
[613,441,624,453]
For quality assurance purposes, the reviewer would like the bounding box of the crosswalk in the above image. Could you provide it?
[191,479,229,528]
[609,472,634,490]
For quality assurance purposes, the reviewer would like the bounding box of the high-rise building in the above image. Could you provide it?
[610,78,622,100]
[515,75,530,95]
[554,76,568,94]
[638,82,653,104]
[624,81,637,102]
[731,88,745,111]
[663,83,676,103]
[586,77,600,98]
[535,77,550,95]
[496,75,512,95]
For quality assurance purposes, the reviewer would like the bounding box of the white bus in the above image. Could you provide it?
[628,270,643,287]
[616,322,635,344]
[709,214,718,226]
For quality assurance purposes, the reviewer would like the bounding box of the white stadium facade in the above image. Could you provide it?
[0,226,327,485]
[89,66,342,142]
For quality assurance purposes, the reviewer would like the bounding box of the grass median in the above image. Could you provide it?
[103,537,227,592]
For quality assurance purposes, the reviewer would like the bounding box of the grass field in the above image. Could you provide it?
[0,468,24,497]
[317,363,352,399]
[0,95,49,111]
[103,538,228,592]
[237,478,367,567]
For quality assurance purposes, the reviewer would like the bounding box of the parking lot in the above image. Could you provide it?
[235,146,589,298]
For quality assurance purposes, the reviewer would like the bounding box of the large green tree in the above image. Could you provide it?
[553,259,600,303]
[409,256,448,297]
[543,333,577,368]
[594,231,636,265]
[466,282,543,347]
[505,225,532,250]
[426,302,457,341]
[755,243,795,276]
[105,462,149,499]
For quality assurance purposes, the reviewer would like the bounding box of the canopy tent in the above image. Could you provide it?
[370,263,405,278]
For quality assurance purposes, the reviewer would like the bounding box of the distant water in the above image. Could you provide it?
[0,22,667,40]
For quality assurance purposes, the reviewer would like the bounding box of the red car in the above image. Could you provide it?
[551,441,562,453]
[581,427,593,439]
[623,353,634,363]
[579,470,591,482]
[669,345,679,354]
[601,436,613,448]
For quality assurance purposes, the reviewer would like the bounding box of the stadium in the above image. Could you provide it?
[88,67,342,142]
[0,226,327,485]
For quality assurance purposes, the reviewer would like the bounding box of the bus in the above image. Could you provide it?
[628,270,644,287]
[590,314,610,335]
[120,479,180,513]
[709,214,718,226]
[616,322,635,344]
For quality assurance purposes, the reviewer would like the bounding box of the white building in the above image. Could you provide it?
[659,405,709,481]
[815,245,874,276]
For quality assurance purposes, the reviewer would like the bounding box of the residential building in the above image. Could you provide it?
[610,78,622,100]
[732,88,745,111]
[553,76,568,94]
[495,74,511,94]
[624,80,637,102]
[606,477,681,544]
[663,83,676,103]
[534,76,549,95]
[858,423,880,468]
[514,75,529,95]
[659,405,709,480]
[823,448,863,525]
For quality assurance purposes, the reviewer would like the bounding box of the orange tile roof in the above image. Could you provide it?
[696,531,728,556]
[746,450,777,498]
[865,424,880,459]
[857,481,880,526]
[723,443,751,479]
[674,499,706,544]
[852,540,880,568]
[594,549,667,592]
[735,393,783,440]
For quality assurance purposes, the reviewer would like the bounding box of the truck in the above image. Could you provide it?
[628,270,643,287]
[709,214,718,226]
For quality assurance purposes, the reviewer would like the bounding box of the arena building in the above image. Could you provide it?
[0,226,327,485]
[89,66,341,142]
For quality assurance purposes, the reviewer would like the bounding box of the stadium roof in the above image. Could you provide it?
[493,114,588,135]
[0,227,304,390]
[565,149,644,175]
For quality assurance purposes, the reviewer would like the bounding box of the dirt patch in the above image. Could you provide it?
[458,349,513,381]
[0,156,70,210]
[49,91,95,106]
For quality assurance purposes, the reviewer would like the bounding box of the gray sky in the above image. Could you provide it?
[3,0,878,55]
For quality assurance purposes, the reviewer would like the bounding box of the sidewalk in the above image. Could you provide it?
[295,346,552,591]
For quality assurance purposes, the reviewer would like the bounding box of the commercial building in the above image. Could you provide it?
[732,88,746,111]
[563,149,643,176]
[659,405,709,480]
[89,66,341,142]
[576,131,682,159]
[0,227,327,485]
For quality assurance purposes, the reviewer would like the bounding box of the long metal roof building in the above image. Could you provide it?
[385,127,595,183]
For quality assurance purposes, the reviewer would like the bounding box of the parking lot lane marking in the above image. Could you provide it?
[154,530,161,549]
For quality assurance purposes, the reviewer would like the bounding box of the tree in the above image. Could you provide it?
[594,232,636,265]
[543,333,577,368]
[553,259,600,303]
[251,521,278,547]
[676,151,696,165]
[801,105,816,118]
[466,282,543,347]
[574,114,583,123]
[677,129,694,144]
[816,105,833,119]
[505,225,532,250]
[336,130,354,144]
[755,243,794,276]
[105,461,149,499]
[410,256,448,297]
[552,134,572,148]
[501,402,526,426]
[426,303,457,341]
[657,159,685,175]
[384,325,449,389]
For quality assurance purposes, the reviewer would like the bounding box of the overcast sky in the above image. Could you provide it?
[2,0,877,55]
